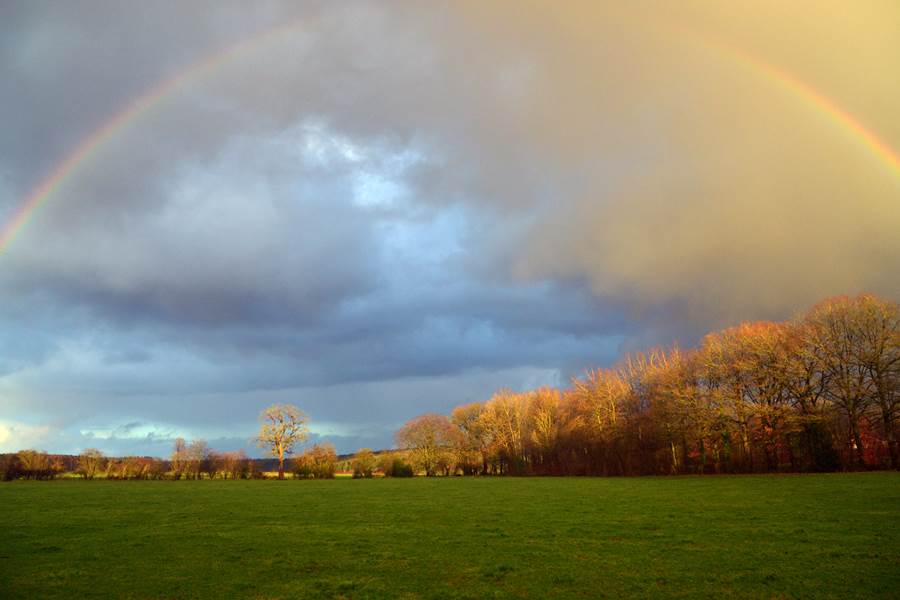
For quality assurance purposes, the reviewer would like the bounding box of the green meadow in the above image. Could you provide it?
[2,473,899,599]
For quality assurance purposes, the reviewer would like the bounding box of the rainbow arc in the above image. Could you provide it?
[2,17,897,256]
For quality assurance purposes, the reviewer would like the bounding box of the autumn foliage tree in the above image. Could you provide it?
[395,413,457,476]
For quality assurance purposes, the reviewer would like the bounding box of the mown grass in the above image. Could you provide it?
[1,473,899,598]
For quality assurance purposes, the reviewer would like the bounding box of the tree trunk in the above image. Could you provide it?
[850,417,865,468]
[698,439,706,475]
[883,411,898,470]
[670,440,678,475]
[804,423,817,471]
[278,453,285,480]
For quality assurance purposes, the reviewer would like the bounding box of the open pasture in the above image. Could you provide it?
[2,473,899,598]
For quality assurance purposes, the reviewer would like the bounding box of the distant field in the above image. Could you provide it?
[2,474,899,599]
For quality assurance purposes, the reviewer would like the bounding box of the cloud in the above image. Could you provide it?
[0,366,562,455]
[455,1,900,326]
[0,1,897,455]
[0,420,56,453]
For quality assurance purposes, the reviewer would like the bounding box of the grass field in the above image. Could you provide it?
[2,473,899,598]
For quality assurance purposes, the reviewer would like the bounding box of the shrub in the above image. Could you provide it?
[352,448,376,478]
[17,450,57,480]
[0,454,23,481]
[293,443,337,479]
[382,456,414,478]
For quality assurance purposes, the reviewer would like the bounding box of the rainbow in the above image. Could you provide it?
[0,19,313,255]
[691,32,900,177]
[2,16,899,256]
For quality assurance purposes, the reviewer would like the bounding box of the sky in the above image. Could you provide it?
[1,1,898,457]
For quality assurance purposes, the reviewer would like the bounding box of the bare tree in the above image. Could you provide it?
[805,297,876,466]
[480,391,530,474]
[396,413,457,476]
[17,450,56,480]
[77,448,106,480]
[171,438,188,480]
[529,388,561,470]
[851,295,900,468]
[188,439,211,480]
[452,402,491,475]
[256,404,309,479]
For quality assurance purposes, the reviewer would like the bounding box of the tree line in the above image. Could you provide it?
[0,443,413,481]
[0,446,257,481]
[394,294,899,476]
[0,403,414,481]
[3,294,897,480]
